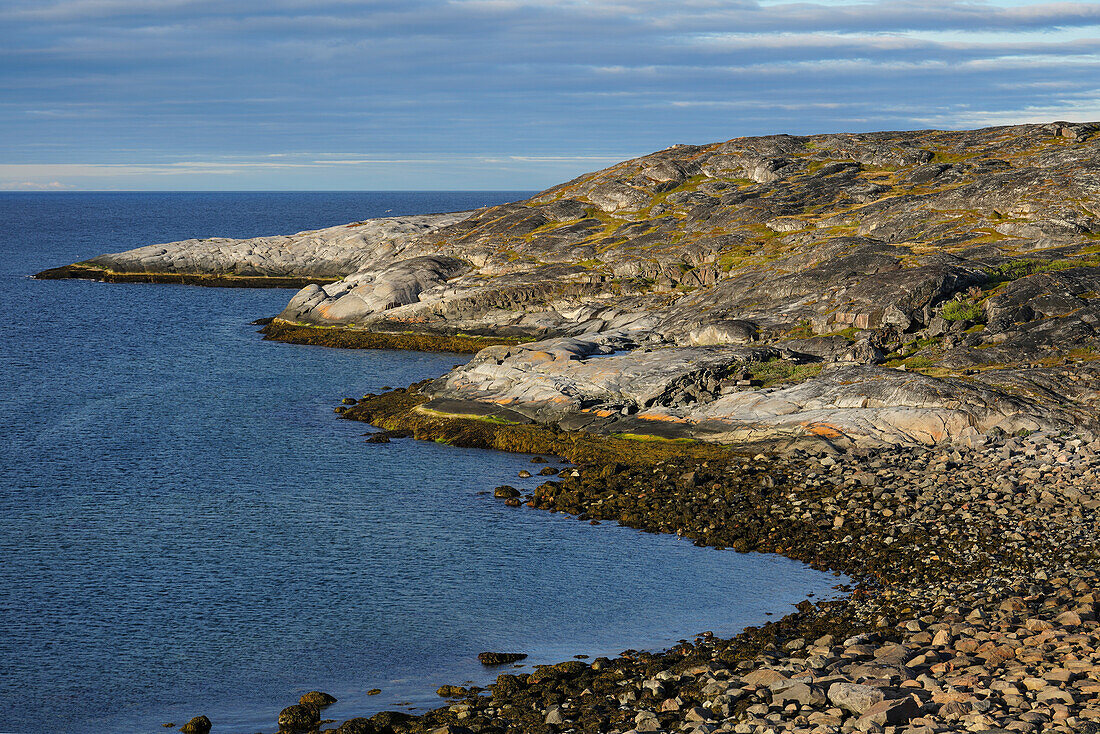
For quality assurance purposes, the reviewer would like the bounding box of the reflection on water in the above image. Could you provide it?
[0,193,844,734]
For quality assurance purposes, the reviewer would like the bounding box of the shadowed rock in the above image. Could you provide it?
[478,652,528,665]
[179,716,211,734]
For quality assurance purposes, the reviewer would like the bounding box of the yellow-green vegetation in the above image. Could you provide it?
[860,166,900,177]
[813,225,860,239]
[782,321,815,339]
[931,150,979,164]
[644,174,707,209]
[742,223,785,243]
[716,242,758,272]
[494,129,1100,294]
[33,263,338,289]
[260,320,529,353]
[801,159,841,175]
[807,324,861,341]
[345,384,737,465]
[1068,346,1100,360]
[621,276,656,293]
[941,300,983,322]
[991,256,1100,284]
[609,433,695,444]
[744,358,825,387]
[901,336,941,353]
[964,229,1011,245]
[884,336,945,370]
[418,408,525,426]
[716,253,747,273]
[902,354,936,369]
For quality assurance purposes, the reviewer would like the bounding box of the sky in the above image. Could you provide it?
[1,0,1099,191]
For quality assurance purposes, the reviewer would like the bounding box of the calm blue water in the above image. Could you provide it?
[0,193,842,734]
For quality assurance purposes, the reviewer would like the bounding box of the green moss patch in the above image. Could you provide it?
[941,300,983,322]
[747,359,825,387]
[34,263,338,289]
[260,320,528,353]
[344,384,736,466]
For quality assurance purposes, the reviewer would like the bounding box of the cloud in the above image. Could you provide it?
[313,158,450,165]
[911,92,1100,127]
[0,180,73,190]
[2,0,1099,189]
[504,155,639,162]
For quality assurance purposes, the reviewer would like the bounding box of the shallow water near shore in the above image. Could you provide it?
[0,192,844,734]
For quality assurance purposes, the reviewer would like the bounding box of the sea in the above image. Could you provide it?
[0,192,843,734]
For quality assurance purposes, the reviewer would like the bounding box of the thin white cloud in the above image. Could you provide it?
[5,0,1100,189]
[313,158,449,165]
[505,155,639,162]
[0,162,304,178]
[917,96,1100,127]
[0,180,72,190]
[0,155,642,180]
[667,100,849,110]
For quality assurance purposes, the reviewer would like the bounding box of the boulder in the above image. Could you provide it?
[298,691,337,707]
[478,651,528,665]
[856,697,920,729]
[773,681,827,707]
[278,703,320,732]
[828,682,887,714]
[180,716,212,734]
[688,320,759,346]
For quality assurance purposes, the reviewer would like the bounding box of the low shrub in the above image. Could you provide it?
[941,300,983,322]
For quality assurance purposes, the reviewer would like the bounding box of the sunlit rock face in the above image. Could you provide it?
[57,122,1100,445]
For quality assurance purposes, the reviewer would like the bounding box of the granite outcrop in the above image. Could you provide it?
[35,212,469,286]
[39,122,1100,445]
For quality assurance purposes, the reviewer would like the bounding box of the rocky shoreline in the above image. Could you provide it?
[33,122,1100,733]
[39,122,1100,447]
[33,211,470,288]
[34,262,340,288]
[212,385,1099,734]
[259,320,528,353]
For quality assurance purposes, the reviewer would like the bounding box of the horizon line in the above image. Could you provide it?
[0,188,543,193]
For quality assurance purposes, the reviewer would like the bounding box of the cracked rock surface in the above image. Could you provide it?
[75,212,470,279]
[46,121,1100,446]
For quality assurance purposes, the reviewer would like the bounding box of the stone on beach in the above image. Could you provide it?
[179,716,211,734]
[277,703,320,732]
[477,652,528,665]
[298,690,337,707]
[43,121,1100,734]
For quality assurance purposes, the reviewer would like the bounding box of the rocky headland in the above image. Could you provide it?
[35,211,470,288]
[41,121,1100,447]
[37,122,1100,734]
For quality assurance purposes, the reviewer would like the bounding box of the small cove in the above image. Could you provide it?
[0,193,845,734]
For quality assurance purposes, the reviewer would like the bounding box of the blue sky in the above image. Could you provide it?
[1,0,1099,191]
